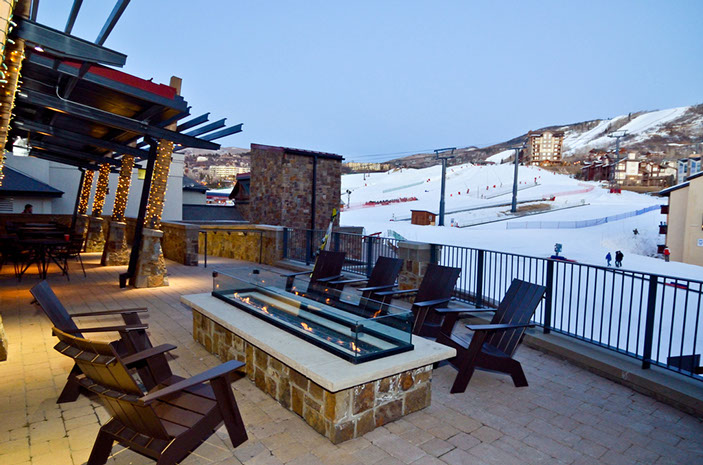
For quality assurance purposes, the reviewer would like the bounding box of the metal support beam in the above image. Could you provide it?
[14,119,151,159]
[70,168,85,231]
[185,118,226,137]
[177,113,209,132]
[121,138,157,288]
[96,0,131,46]
[30,0,40,21]
[18,88,221,149]
[202,123,243,141]
[31,140,121,166]
[65,0,83,34]
[16,19,127,66]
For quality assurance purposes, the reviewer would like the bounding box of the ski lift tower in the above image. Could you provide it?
[509,140,527,213]
[435,147,455,226]
[608,130,628,187]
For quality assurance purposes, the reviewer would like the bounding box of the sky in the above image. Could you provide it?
[36,1,703,161]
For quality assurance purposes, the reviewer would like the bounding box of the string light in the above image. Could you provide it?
[144,140,173,230]
[78,170,94,215]
[111,154,134,222]
[0,2,22,188]
[91,163,111,216]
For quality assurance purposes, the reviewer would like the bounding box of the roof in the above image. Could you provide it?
[182,175,207,193]
[0,166,63,197]
[251,143,344,161]
[658,181,690,196]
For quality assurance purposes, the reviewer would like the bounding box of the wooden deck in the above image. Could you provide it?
[0,253,701,464]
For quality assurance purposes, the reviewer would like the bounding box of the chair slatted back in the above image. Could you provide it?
[368,256,403,288]
[310,251,346,283]
[30,280,82,336]
[414,264,461,305]
[52,327,170,440]
[486,280,546,356]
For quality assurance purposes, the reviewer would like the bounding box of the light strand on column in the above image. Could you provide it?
[91,163,111,217]
[78,170,94,215]
[0,3,23,187]
[144,140,173,230]
[112,154,134,222]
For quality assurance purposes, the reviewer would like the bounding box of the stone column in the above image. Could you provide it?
[101,155,134,265]
[0,314,7,361]
[85,163,110,252]
[134,228,168,288]
[396,241,439,292]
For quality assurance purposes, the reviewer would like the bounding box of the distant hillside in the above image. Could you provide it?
[391,104,703,168]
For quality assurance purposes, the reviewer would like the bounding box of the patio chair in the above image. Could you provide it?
[30,280,162,403]
[282,250,346,294]
[53,235,86,279]
[329,256,404,315]
[374,263,461,337]
[51,327,248,465]
[435,279,546,393]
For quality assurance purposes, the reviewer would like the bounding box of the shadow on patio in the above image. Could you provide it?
[0,253,701,465]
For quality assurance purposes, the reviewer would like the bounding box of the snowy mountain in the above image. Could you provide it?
[391,104,703,168]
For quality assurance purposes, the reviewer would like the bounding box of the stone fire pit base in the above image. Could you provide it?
[182,293,455,443]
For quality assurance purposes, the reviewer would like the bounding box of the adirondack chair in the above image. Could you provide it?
[374,263,461,337]
[51,327,247,465]
[435,279,547,393]
[329,256,404,315]
[282,250,346,294]
[30,280,163,403]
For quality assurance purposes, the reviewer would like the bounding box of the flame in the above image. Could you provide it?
[262,306,270,315]
[372,308,383,318]
[350,342,361,353]
[301,322,313,332]
[325,298,331,304]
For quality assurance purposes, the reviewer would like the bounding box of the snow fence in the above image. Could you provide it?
[506,204,661,229]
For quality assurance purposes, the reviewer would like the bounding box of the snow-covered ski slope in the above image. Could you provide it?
[340,163,703,280]
[562,106,692,155]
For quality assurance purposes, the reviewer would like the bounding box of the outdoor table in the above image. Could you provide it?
[17,238,69,279]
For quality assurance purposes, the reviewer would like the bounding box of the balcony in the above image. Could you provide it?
[0,253,701,464]
[659,223,668,235]
[661,204,669,215]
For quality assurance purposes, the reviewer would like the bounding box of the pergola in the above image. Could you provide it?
[0,0,242,287]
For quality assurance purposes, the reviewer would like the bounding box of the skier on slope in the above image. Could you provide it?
[605,252,612,267]
[615,250,624,268]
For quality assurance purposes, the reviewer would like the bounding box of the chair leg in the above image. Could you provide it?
[87,427,114,465]
[450,332,488,394]
[507,359,528,387]
[211,375,248,447]
[77,254,86,277]
[57,365,82,403]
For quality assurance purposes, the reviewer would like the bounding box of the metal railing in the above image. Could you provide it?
[283,228,703,382]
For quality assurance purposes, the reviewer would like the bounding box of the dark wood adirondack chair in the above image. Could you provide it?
[329,256,404,314]
[374,263,461,337]
[435,279,547,393]
[30,280,162,403]
[51,327,248,465]
[282,250,346,294]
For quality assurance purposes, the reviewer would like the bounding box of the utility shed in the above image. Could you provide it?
[411,210,437,226]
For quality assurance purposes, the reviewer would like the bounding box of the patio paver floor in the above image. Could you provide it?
[0,253,701,465]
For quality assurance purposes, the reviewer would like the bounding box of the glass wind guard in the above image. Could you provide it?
[212,268,414,363]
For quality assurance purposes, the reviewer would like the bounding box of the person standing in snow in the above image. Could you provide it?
[615,250,623,267]
[606,252,612,267]
[663,248,670,262]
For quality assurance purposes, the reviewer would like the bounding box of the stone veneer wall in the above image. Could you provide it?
[248,144,342,231]
[193,311,432,444]
[396,242,439,294]
[198,225,285,265]
[161,222,199,266]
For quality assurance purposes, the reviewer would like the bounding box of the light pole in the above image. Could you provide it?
[435,147,456,226]
[510,140,527,213]
[608,130,628,187]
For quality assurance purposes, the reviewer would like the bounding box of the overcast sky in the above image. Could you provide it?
[37,1,703,161]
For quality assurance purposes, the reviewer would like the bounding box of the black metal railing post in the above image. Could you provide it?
[544,259,554,334]
[305,230,313,265]
[203,231,208,268]
[475,249,484,307]
[366,235,375,277]
[282,228,289,259]
[642,274,659,369]
[429,243,438,264]
[333,232,340,252]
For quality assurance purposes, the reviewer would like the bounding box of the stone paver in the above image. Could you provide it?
[0,253,701,465]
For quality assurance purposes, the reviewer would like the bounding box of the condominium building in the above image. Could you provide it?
[527,130,564,165]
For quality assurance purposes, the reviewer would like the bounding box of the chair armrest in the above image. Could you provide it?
[413,298,451,308]
[374,288,419,297]
[281,271,310,278]
[329,277,367,285]
[122,344,177,366]
[140,360,245,404]
[357,284,396,292]
[71,307,148,317]
[465,323,535,332]
[435,306,494,313]
[62,324,148,334]
[316,274,344,283]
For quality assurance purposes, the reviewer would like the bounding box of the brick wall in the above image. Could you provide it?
[248,144,342,231]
